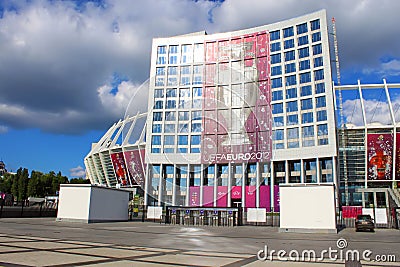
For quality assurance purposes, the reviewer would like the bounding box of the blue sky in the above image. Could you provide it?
[0,0,399,178]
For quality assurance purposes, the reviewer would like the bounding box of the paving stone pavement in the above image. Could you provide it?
[0,218,399,266]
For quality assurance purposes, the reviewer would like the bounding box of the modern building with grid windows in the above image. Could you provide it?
[84,9,400,223]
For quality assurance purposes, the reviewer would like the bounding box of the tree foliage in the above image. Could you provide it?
[0,168,88,199]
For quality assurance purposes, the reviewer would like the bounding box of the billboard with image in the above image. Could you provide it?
[367,133,393,180]
[201,32,272,164]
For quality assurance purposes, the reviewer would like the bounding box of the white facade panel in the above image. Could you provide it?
[279,184,336,233]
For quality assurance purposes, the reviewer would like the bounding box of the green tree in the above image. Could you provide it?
[27,171,43,197]
[0,173,14,193]
[17,168,29,201]
[11,168,21,200]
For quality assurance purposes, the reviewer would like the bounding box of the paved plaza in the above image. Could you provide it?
[0,218,398,266]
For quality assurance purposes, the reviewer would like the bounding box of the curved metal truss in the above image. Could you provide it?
[84,112,147,188]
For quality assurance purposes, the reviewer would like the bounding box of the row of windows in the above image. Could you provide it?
[272,84,325,101]
[273,110,327,126]
[271,57,323,76]
[271,43,322,58]
[273,32,321,51]
[152,134,201,146]
[270,19,320,41]
[274,124,328,139]
[152,147,200,154]
[272,96,326,114]
[271,69,324,89]
[154,88,202,98]
[151,111,202,124]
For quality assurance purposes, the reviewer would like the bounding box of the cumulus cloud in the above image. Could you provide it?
[69,165,86,178]
[0,125,8,134]
[0,0,214,134]
[342,96,400,126]
[0,0,399,135]
[211,0,400,73]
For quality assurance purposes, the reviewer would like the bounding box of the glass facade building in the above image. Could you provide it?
[84,10,400,215]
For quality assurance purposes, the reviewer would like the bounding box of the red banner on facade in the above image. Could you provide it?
[110,152,128,186]
[201,32,271,165]
[367,133,393,180]
[124,149,146,187]
[342,206,362,218]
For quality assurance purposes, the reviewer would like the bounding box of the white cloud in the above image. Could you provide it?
[69,165,86,178]
[0,0,399,135]
[0,125,9,134]
[342,96,400,126]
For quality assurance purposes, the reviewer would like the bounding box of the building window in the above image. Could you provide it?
[191,135,201,145]
[193,43,204,63]
[152,135,161,145]
[297,23,308,34]
[287,114,298,125]
[272,103,283,114]
[154,89,164,98]
[284,39,295,49]
[154,100,163,109]
[152,124,162,133]
[153,112,162,121]
[316,96,326,108]
[314,57,323,68]
[312,44,322,55]
[298,35,309,46]
[299,59,310,71]
[164,124,175,133]
[271,77,282,88]
[169,55,178,64]
[300,85,312,96]
[301,98,313,110]
[315,83,325,94]
[166,88,177,97]
[167,77,178,86]
[287,127,299,139]
[193,87,202,97]
[191,123,202,132]
[318,124,328,135]
[298,47,309,59]
[192,111,202,120]
[271,65,282,76]
[300,72,311,84]
[270,30,280,41]
[166,100,176,109]
[157,46,167,65]
[178,135,188,145]
[271,54,281,64]
[271,42,281,52]
[165,111,176,121]
[284,50,295,61]
[286,101,298,112]
[312,32,321,42]
[286,88,297,99]
[179,111,189,121]
[181,44,193,64]
[272,90,283,101]
[317,110,327,121]
[285,63,296,73]
[302,125,314,137]
[302,112,313,123]
[273,116,284,127]
[310,19,320,31]
[155,77,165,87]
[151,148,160,153]
[286,75,296,86]
[283,26,294,38]
[164,135,175,145]
[180,77,190,86]
[314,69,324,81]
[273,129,284,140]
[156,67,165,76]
